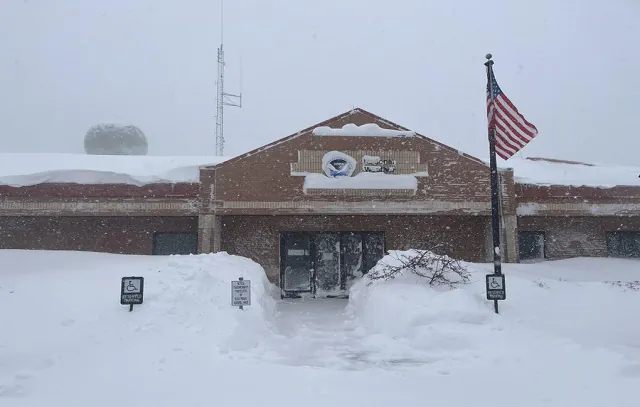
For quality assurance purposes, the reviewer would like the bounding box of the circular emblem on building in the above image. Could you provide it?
[322,151,357,178]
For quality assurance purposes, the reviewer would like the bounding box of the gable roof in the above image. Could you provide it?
[210,107,488,169]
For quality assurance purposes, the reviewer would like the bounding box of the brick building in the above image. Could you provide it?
[1,108,639,298]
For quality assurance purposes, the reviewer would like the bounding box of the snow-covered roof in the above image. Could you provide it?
[508,157,640,188]
[1,152,637,189]
[0,153,230,187]
[312,123,415,137]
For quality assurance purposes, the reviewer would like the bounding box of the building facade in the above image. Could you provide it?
[1,109,638,297]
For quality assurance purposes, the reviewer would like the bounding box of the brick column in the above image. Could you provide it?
[198,214,222,253]
[502,214,518,263]
[499,169,518,263]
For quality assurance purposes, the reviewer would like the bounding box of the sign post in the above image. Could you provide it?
[485,54,504,315]
[231,277,251,310]
[121,276,144,312]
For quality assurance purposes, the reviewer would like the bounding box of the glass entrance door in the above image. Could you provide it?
[280,231,386,298]
[280,233,313,296]
[314,233,342,297]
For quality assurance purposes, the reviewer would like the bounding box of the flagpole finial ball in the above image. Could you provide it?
[485,53,493,60]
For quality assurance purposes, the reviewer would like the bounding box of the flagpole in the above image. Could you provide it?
[485,53,502,315]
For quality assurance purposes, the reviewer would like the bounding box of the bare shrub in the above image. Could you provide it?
[366,249,470,288]
[604,280,640,291]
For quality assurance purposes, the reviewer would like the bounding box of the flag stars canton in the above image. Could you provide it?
[487,78,503,99]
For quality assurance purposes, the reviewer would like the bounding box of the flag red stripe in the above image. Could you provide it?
[495,118,530,148]
[494,127,521,159]
[495,123,527,153]
[495,93,538,132]
[489,95,536,142]
[495,96,537,140]
[495,145,509,160]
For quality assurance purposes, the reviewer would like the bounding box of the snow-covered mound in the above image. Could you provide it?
[348,250,490,340]
[0,250,278,398]
[3,249,640,406]
[347,250,640,404]
[0,153,231,186]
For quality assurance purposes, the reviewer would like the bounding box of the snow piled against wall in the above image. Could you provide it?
[0,153,231,186]
[313,123,415,137]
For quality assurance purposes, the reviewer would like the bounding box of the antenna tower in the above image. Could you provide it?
[214,0,242,156]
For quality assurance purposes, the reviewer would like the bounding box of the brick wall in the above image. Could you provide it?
[0,183,199,198]
[0,216,197,254]
[518,216,640,258]
[201,110,507,209]
[220,215,489,282]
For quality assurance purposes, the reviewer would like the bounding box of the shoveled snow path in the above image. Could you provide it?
[252,299,432,370]
[221,297,640,406]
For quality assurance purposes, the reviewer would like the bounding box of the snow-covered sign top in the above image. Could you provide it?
[312,123,416,137]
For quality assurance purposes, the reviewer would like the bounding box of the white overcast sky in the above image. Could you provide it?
[1,0,638,165]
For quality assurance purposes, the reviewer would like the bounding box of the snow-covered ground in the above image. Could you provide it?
[1,249,640,406]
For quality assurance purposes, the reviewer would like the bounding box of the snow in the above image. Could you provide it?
[347,250,640,405]
[2,249,640,405]
[303,172,418,191]
[313,123,415,137]
[509,157,640,187]
[0,153,231,186]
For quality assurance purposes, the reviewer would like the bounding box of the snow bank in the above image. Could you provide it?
[313,123,415,137]
[509,157,640,187]
[0,250,279,386]
[3,249,640,406]
[0,153,231,186]
[347,250,640,402]
[303,172,418,191]
[348,250,489,341]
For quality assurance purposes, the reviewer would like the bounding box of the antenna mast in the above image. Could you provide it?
[214,0,242,156]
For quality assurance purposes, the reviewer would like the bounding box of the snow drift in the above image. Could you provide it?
[0,250,279,398]
[348,250,490,340]
[347,250,640,405]
[3,249,640,406]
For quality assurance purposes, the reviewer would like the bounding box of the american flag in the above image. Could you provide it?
[486,73,538,160]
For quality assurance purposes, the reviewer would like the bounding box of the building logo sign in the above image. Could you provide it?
[322,151,357,178]
[321,151,402,178]
[362,155,397,174]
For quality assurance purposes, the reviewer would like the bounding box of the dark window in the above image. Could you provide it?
[362,232,385,273]
[152,232,197,255]
[606,232,640,258]
[518,231,546,261]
